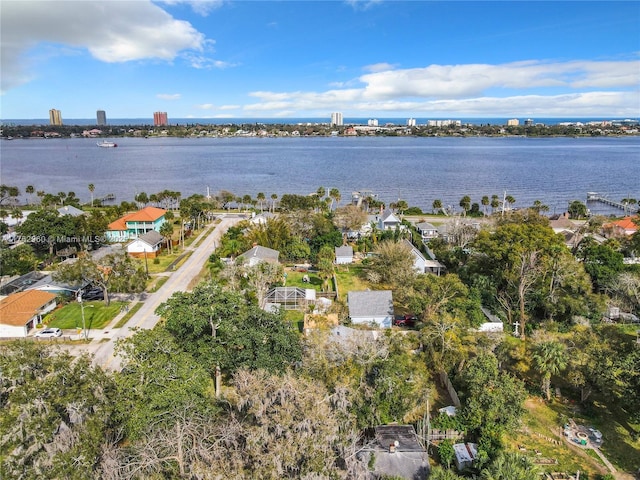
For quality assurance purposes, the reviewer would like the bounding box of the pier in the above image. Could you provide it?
[98,193,116,204]
[586,192,638,214]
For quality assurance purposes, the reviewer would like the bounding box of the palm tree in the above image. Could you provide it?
[480,451,539,480]
[481,195,489,216]
[25,185,34,206]
[532,341,567,400]
[329,187,341,210]
[490,194,500,213]
[88,184,95,207]
[159,221,174,255]
[270,193,278,213]
[459,195,471,216]
[432,199,443,214]
[531,199,549,214]
[256,192,266,212]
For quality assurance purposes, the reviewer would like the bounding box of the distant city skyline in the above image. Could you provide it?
[2,1,638,119]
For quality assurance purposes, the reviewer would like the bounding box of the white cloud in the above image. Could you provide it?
[358,59,640,100]
[0,0,207,93]
[363,62,397,73]
[242,58,640,116]
[157,93,182,101]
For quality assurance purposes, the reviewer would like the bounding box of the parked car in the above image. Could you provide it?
[80,288,104,301]
[393,315,417,327]
[35,327,62,338]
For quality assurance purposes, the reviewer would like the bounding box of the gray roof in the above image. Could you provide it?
[415,221,436,230]
[135,230,164,246]
[57,205,85,217]
[335,245,353,257]
[348,290,393,317]
[240,245,280,262]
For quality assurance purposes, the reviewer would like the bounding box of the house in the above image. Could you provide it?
[335,245,354,264]
[378,210,401,230]
[249,212,276,225]
[57,205,85,217]
[105,206,167,242]
[126,230,164,258]
[415,221,439,240]
[603,216,638,238]
[453,443,478,471]
[367,425,429,480]
[402,240,445,275]
[348,290,394,328]
[238,245,280,266]
[0,290,57,338]
[549,212,577,233]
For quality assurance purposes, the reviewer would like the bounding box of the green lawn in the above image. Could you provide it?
[44,301,126,330]
[333,264,371,300]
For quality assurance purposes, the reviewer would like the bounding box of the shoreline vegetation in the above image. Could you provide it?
[2,119,639,139]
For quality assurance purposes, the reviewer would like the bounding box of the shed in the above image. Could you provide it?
[335,245,354,264]
[453,443,478,471]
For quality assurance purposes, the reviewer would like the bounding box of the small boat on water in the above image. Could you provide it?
[97,140,118,148]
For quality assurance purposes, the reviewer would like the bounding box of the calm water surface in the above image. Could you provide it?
[1,136,638,215]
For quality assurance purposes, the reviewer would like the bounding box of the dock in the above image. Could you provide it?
[586,192,638,214]
[98,193,116,204]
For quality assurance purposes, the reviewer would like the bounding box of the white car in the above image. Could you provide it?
[35,328,62,338]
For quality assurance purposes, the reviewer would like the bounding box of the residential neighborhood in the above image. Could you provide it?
[1,185,639,479]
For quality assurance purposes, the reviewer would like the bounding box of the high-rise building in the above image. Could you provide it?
[49,109,63,126]
[507,118,520,126]
[406,118,416,127]
[96,110,107,126]
[330,112,343,126]
[154,111,168,126]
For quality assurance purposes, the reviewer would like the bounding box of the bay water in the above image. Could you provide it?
[1,135,638,216]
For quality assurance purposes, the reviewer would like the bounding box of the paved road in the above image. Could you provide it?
[80,216,242,371]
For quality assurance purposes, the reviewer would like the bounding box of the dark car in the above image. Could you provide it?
[80,288,104,301]
[393,315,417,327]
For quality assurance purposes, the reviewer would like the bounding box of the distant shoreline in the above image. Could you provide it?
[2,116,639,127]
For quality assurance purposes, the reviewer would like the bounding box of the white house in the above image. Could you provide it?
[239,245,280,267]
[335,245,354,264]
[126,230,164,258]
[415,221,439,240]
[378,210,401,230]
[348,290,394,328]
[0,290,58,338]
[402,240,445,275]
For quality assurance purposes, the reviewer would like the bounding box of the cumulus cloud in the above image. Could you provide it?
[243,58,640,116]
[358,59,640,100]
[0,0,207,93]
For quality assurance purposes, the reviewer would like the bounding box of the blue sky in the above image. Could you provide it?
[1,0,639,120]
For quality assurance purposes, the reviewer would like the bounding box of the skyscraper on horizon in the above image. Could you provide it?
[154,111,168,126]
[49,109,63,126]
[96,110,107,126]
[330,112,343,126]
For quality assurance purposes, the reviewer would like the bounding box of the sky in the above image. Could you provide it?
[1,0,639,120]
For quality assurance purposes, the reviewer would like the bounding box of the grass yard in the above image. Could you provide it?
[333,264,371,300]
[506,396,640,477]
[44,301,126,330]
[282,268,324,290]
